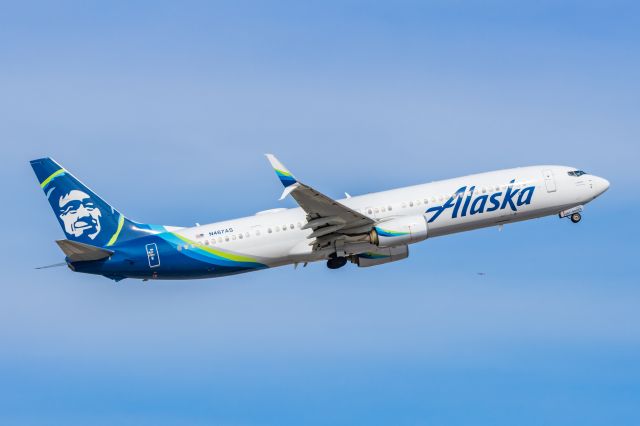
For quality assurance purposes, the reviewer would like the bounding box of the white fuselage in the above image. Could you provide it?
[174,165,609,268]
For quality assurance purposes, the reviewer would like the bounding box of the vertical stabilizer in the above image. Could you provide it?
[30,157,167,247]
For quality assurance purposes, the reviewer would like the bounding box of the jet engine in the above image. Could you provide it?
[351,245,409,267]
[368,215,428,247]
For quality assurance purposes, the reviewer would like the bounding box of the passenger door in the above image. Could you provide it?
[543,169,557,193]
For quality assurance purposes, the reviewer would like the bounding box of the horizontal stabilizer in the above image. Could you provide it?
[55,240,114,262]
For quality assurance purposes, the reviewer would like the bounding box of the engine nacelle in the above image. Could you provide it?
[351,245,409,267]
[369,215,428,247]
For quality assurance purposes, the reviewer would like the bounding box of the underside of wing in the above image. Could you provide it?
[265,154,375,252]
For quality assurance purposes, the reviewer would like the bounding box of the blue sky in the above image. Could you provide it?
[1,1,639,424]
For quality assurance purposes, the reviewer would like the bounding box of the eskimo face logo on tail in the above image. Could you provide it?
[426,179,535,223]
[56,189,102,240]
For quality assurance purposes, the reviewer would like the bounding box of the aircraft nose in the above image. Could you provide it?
[594,176,610,195]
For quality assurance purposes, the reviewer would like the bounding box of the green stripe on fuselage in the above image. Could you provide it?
[172,233,260,264]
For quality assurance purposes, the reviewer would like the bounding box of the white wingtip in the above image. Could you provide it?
[265,153,297,191]
[265,153,291,174]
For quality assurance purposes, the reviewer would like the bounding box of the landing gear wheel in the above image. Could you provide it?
[570,212,582,223]
[327,256,347,269]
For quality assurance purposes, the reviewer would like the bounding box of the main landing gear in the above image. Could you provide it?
[327,254,347,269]
[570,212,582,223]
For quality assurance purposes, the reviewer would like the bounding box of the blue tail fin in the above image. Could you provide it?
[30,158,164,247]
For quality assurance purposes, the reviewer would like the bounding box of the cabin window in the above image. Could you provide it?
[238,234,243,239]
[401,202,407,208]
[409,201,414,207]
[225,236,229,242]
[424,199,428,204]
[381,206,386,212]
[282,225,287,231]
[367,208,373,214]
[217,237,222,243]
[256,230,261,236]
[388,205,393,211]
[245,232,250,238]
[374,208,379,213]
[297,222,302,228]
[268,228,272,233]
[177,245,182,251]
[290,224,294,230]
[275,226,280,232]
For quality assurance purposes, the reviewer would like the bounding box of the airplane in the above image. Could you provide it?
[30,156,609,281]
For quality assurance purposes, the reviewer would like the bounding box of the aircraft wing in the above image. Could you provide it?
[265,154,374,249]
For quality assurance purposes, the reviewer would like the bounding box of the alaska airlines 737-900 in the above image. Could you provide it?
[31,155,609,281]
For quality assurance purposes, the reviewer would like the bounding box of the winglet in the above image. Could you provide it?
[265,154,297,188]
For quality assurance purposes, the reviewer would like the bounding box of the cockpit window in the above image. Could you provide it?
[568,170,587,177]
